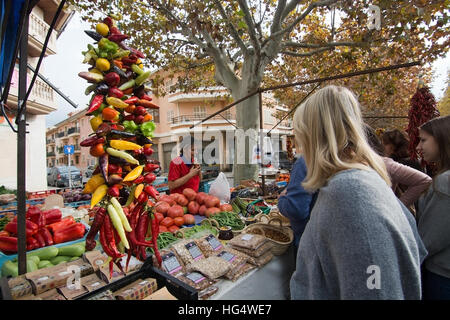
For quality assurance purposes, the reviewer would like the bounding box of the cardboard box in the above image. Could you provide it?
[58,283,88,300]
[114,278,158,300]
[33,288,66,300]
[8,275,33,300]
[66,258,95,277]
[83,250,109,272]
[143,287,178,300]
[98,262,126,284]
[25,264,71,295]
[81,273,107,293]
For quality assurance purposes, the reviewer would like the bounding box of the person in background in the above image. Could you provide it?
[365,124,432,210]
[382,129,423,172]
[277,139,316,254]
[415,115,450,300]
[290,85,427,300]
[168,135,202,194]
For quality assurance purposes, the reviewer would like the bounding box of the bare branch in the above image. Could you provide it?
[270,0,287,34]
[213,0,248,55]
[237,0,261,55]
[281,47,332,57]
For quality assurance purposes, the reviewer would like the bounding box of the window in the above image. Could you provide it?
[167,110,174,124]
[75,155,79,164]
[193,106,206,120]
[264,109,274,125]
[148,109,160,123]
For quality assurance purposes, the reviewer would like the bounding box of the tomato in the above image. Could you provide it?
[159,195,175,206]
[168,225,180,233]
[205,195,220,208]
[154,212,164,224]
[198,205,207,216]
[159,225,169,233]
[183,188,197,201]
[195,192,207,205]
[176,194,189,206]
[160,217,174,228]
[219,204,233,212]
[187,201,199,215]
[155,201,170,216]
[173,217,184,227]
[183,214,195,225]
[205,207,220,218]
[167,205,184,219]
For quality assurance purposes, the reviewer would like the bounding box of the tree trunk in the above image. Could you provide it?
[233,86,260,185]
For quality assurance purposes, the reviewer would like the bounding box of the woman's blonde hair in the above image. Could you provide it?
[293,85,391,191]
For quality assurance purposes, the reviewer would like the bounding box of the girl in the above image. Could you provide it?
[289,85,427,300]
[416,115,450,300]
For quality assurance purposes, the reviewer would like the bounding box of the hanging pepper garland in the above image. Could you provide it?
[406,85,440,161]
[79,15,162,277]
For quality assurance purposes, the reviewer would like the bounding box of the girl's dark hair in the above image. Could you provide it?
[420,115,450,174]
[363,124,385,156]
[381,129,410,160]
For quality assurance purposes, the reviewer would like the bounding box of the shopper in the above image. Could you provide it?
[289,85,427,300]
[415,115,450,300]
[382,129,423,171]
[365,124,432,209]
[168,135,202,194]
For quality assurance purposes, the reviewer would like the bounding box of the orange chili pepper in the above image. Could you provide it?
[113,60,123,69]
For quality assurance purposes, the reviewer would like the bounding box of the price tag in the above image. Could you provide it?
[185,242,204,261]
[162,252,182,275]
[185,272,206,284]
[218,251,236,263]
[206,234,223,251]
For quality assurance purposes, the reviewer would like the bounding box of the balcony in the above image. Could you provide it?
[67,127,80,137]
[57,146,64,154]
[167,87,229,103]
[74,145,81,153]
[46,138,55,145]
[46,151,55,157]
[56,131,65,138]
[28,12,57,57]
[170,113,235,128]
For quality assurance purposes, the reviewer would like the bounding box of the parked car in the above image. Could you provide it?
[47,166,83,188]
[46,168,52,186]
[85,165,95,178]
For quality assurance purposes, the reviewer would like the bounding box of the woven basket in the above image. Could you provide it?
[243,217,293,255]
[268,209,291,227]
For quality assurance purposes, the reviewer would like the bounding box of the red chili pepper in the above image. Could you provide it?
[151,214,162,266]
[103,215,122,259]
[137,192,149,204]
[108,87,124,98]
[122,56,138,65]
[141,94,152,101]
[144,163,159,173]
[39,228,54,246]
[137,99,159,109]
[124,96,139,104]
[87,94,104,114]
[133,175,144,184]
[108,33,129,43]
[144,185,159,200]
[100,223,116,258]
[0,236,18,253]
[143,173,156,184]
[53,223,85,244]
[85,207,106,251]
[80,136,105,147]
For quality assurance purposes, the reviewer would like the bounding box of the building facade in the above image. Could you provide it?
[0,1,73,191]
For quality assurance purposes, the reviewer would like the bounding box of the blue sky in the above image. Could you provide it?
[42,12,450,128]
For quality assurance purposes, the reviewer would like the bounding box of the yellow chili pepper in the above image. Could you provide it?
[82,173,105,194]
[107,204,130,249]
[90,184,108,209]
[106,96,128,109]
[123,165,144,182]
[90,115,103,132]
[110,140,142,151]
[135,183,144,198]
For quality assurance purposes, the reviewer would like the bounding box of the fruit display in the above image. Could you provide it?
[78,15,162,276]
[0,206,86,255]
[276,173,290,183]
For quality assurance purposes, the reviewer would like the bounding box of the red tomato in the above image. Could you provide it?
[173,217,184,227]
[183,188,197,201]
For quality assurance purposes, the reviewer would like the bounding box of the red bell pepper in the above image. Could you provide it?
[34,232,46,248]
[27,236,39,251]
[53,223,86,244]
[42,209,62,225]
[104,72,121,87]
[47,216,75,234]
[87,94,104,114]
[0,236,18,253]
[108,87,124,98]
[6,219,38,237]
[39,228,54,246]
[124,96,139,105]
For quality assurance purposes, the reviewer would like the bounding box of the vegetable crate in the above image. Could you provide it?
[76,257,198,300]
[0,221,91,276]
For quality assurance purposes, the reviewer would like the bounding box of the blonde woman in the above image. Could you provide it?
[289,85,427,300]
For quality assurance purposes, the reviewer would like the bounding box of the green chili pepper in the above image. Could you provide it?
[123,120,139,133]
[139,121,155,137]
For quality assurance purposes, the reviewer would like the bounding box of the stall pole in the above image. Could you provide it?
[259,91,266,196]
[17,13,29,275]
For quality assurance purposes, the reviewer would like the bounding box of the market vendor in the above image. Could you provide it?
[168,136,202,194]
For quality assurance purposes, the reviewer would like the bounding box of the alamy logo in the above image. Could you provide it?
[367,5,381,30]
[366,265,381,290]
[66,265,81,290]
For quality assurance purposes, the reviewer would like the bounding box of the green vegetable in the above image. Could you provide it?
[123,120,139,133]
[118,79,135,91]
[98,38,119,59]
[27,260,38,273]
[28,256,40,266]
[113,50,131,59]
[69,257,80,262]
[131,64,144,76]
[57,243,85,257]
[1,260,18,277]
[135,70,151,86]
[38,260,53,269]
[27,246,59,261]
[139,121,155,137]
[50,256,72,265]
[211,212,245,230]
